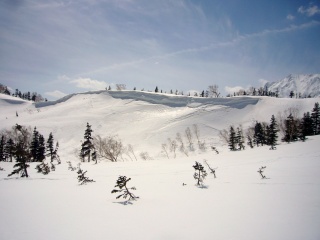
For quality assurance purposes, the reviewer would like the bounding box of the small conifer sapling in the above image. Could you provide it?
[77,167,95,185]
[193,161,207,186]
[258,166,267,179]
[111,176,139,201]
[67,161,76,171]
[35,162,50,175]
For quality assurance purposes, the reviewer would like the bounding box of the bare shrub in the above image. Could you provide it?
[140,151,152,160]
[192,124,206,151]
[176,133,188,156]
[124,144,137,161]
[193,124,200,146]
[219,129,229,144]
[207,84,220,98]
[93,135,123,162]
[246,126,255,148]
[185,127,194,151]
[161,143,169,159]
[168,138,178,158]
[1,124,32,146]
[116,84,126,91]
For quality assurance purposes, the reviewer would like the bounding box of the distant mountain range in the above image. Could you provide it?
[264,74,320,98]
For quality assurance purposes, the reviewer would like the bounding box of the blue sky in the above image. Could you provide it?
[1,0,320,99]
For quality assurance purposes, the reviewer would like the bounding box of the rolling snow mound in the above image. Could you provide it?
[1,91,318,159]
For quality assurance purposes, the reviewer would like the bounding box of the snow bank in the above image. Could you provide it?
[108,90,260,109]
[34,90,260,109]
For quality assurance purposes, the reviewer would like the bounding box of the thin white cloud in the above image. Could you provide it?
[58,75,71,81]
[70,77,108,90]
[298,4,320,16]
[287,14,295,20]
[45,90,67,99]
[259,79,269,86]
[225,86,245,94]
[82,21,320,76]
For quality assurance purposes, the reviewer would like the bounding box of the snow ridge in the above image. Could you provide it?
[35,90,260,109]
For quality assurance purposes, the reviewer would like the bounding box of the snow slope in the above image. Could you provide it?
[1,90,317,156]
[265,74,320,98]
[0,91,320,240]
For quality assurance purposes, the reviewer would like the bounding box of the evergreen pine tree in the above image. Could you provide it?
[46,132,54,162]
[0,135,5,161]
[268,115,278,150]
[155,86,158,93]
[254,122,265,146]
[289,91,294,98]
[30,127,39,161]
[92,149,97,164]
[265,125,271,145]
[236,127,245,150]
[228,126,237,151]
[37,134,46,162]
[298,119,307,142]
[80,123,93,162]
[193,161,207,186]
[303,112,314,136]
[8,139,30,177]
[5,138,15,162]
[283,114,299,142]
[311,102,320,135]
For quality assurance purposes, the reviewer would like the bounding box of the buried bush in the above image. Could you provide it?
[111,176,139,201]
[77,167,95,185]
[35,162,50,175]
[257,166,267,179]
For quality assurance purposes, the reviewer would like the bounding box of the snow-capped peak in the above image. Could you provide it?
[264,74,320,98]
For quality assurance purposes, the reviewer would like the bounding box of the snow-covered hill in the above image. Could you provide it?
[0,90,317,157]
[265,74,320,98]
[0,91,320,240]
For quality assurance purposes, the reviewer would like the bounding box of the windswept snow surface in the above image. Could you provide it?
[0,91,320,240]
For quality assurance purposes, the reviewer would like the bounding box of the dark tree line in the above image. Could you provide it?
[225,102,320,151]
[227,125,246,151]
[0,124,60,177]
[282,102,320,142]
[0,83,11,95]
[227,115,279,151]
[229,86,314,98]
[0,83,46,102]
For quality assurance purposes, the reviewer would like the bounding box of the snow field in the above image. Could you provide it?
[0,91,320,240]
[1,136,320,240]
